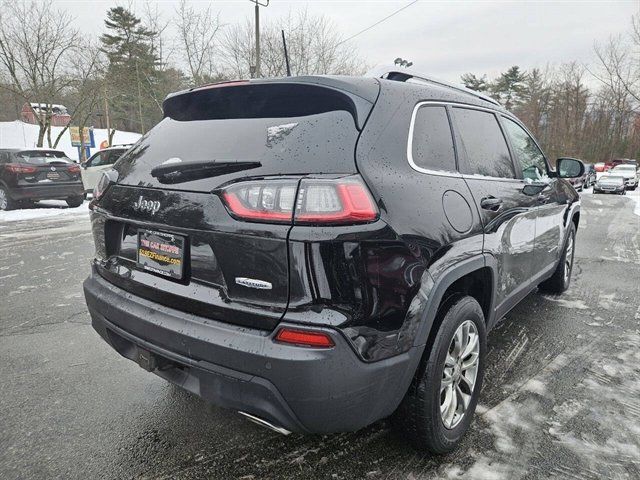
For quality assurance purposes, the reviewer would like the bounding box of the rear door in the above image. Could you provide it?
[96,81,377,331]
[450,106,538,314]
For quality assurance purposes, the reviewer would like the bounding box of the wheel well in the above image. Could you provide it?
[415,267,493,379]
[440,267,492,322]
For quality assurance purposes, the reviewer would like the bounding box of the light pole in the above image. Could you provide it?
[250,0,269,78]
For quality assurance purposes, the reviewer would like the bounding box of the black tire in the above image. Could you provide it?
[393,296,486,453]
[0,185,16,211]
[66,195,84,208]
[539,222,576,294]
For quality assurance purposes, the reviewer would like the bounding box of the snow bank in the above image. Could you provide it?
[0,120,141,161]
[0,200,89,223]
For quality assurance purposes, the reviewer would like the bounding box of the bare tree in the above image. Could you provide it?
[0,0,80,147]
[220,10,367,79]
[592,15,640,104]
[53,41,105,158]
[175,0,222,85]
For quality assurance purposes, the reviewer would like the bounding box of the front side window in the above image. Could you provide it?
[452,108,515,179]
[501,117,548,181]
[410,105,456,172]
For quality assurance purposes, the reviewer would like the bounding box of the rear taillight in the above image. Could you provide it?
[92,170,118,202]
[221,175,378,225]
[274,327,335,348]
[222,179,298,223]
[68,164,80,174]
[5,163,37,174]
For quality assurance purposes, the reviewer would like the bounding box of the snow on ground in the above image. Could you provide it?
[0,120,141,161]
[0,200,89,223]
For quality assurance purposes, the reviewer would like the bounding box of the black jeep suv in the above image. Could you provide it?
[83,71,583,453]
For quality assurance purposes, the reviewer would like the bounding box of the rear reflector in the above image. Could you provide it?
[274,328,335,348]
[5,163,37,174]
[220,175,378,225]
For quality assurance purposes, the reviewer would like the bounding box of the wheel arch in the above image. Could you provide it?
[413,255,496,351]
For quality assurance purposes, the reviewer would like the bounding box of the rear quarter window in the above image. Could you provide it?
[452,108,516,179]
[410,105,456,172]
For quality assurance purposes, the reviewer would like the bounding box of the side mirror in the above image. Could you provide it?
[557,158,585,178]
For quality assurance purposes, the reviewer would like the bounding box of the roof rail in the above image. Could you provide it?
[366,65,501,107]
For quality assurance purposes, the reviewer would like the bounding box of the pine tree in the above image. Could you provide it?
[460,73,488,92]
[100,7,160,133]
[491,66,527,110]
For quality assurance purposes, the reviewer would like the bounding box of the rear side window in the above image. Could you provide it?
[452,108,515,179]
[410,105,456,172]
[16,150,71,164]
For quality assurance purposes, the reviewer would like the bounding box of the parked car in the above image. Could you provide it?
[594,162,607,173]
[0,148,85,210]
[593,175,626,194]
[81,145,130,194]
[83,71,584,453]
[603,158,629,172]
[609,164,638,190]
[566,164,587,191]
[584,164,597,187]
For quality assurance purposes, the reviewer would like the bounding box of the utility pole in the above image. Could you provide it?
[250,0,269,78]
[103,86,112,147]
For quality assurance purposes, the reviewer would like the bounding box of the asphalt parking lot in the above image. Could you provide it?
[1,189,639,480]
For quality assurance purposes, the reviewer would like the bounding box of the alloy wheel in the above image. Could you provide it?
[440,320,480,429]
[564,233,574,284]
[0,188,7,210]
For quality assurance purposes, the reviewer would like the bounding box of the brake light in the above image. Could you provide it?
[68,164,80,174]
[274,328,335,348]
[92,170,118,202]
[5,163,37,174]
[220,175,378,225]
[295,179,378,224]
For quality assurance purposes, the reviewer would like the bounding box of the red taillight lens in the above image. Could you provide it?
[68,164,80,174]
[5,163,37,174]
[295,178,378,224]
[274,328,335,348]
[222,179,298,223]
[220,175,378,225]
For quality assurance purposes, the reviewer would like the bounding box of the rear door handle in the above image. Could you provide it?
[480,196,503,211]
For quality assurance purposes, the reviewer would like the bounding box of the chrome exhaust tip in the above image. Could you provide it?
[238,411,292,436]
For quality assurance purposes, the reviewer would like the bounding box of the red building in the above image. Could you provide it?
[21,103,71,126]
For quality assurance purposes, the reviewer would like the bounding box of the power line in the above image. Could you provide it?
[336,0,420,46]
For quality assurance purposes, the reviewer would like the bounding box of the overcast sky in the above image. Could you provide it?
[54,0,638,85]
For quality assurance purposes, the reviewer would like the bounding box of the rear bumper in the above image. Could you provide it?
[594,185,624,193]
[9,183,84,200]
[83,268,422,433]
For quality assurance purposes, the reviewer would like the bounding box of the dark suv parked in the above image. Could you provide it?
[83,72,583,453]
[0,148,84,210]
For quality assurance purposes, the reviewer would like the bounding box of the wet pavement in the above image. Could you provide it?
[1,190,639,480]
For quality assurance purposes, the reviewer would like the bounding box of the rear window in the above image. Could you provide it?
[410,105,456,172]
[602,176,624,184]
[452,108,515,179]
[115,83,370,191]
[16,150,70,164]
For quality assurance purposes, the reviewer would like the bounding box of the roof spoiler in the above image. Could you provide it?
[366,65,501,107]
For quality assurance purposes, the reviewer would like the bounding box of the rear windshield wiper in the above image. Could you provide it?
[151,160,261,184]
